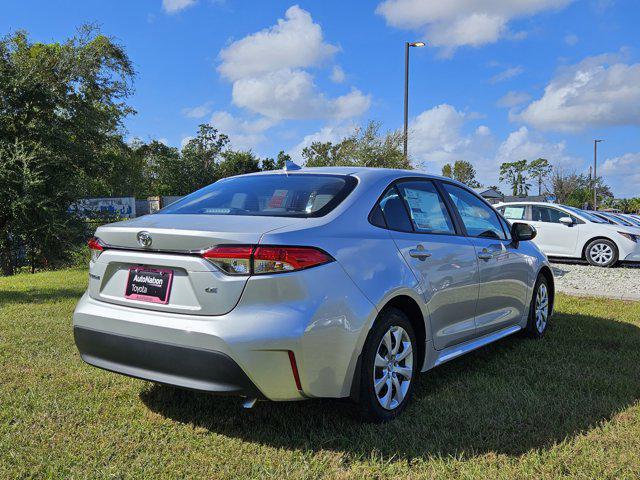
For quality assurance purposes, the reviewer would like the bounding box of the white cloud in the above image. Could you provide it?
[497,90,532,108]
[409,104,469,159]
[496,126,571,164]
[407,104,497,178]
[162,0,197,14]
[330,65,346,83]
[231,69,370,120]
[564,34,579,45]
[405,104,579,188]
[516,53,640,131]
[476,125,491,136]
[218,5,338,81]
[601,153,640,197]
[182,102,213,119]
[217,6,370,122]
[209,110,276,150]
[375,0,573,54]
[490,65,524,83]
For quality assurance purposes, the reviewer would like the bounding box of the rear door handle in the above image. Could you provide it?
[409,248,431,260]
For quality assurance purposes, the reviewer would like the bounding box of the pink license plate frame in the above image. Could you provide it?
[124,266,174,304]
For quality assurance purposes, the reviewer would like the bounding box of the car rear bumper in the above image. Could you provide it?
[72,261,376,401]
[74,326,263,397]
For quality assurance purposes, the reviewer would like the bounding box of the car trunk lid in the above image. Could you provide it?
[88,214,300,315]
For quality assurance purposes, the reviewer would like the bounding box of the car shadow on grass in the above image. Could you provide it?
[140,312,640,459]
[0,287,85,305]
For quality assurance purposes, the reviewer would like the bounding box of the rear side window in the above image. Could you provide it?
[395,181,455,234]
[443,183,507,240]
[377,187,413,232]
[159,174,356,218]
[502,205,527,220]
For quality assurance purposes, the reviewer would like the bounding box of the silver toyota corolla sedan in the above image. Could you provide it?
[73,167,554,422]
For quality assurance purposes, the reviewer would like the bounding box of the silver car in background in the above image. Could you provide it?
[73,167,554,422]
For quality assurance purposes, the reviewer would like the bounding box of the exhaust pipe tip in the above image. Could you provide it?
[242,397,257,409]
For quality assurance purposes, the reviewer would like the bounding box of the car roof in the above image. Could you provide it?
[237,166,465,187]
[494,201,567,208]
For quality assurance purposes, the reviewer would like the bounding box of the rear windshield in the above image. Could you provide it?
[158,174,357,218]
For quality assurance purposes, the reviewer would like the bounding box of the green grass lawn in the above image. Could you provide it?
[1,269,639,479]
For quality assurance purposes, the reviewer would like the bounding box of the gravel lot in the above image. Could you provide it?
[551,261,640,301]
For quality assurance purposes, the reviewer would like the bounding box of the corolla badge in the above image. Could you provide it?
[137,231,153,248]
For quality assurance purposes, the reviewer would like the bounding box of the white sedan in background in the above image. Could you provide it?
[496,202,640,267]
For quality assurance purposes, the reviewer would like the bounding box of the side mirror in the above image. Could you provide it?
[559,216,574,226]
[511,222,537,242]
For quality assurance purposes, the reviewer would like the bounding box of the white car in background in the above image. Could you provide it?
[495,202,640,267]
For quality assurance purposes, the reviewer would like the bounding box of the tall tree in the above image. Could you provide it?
[133,140,181,196]
[499,160,530,196]
[547,168,613,208]
[441,160,481,187]
[0,26,134,274]
[218,150,261,178]
[528,158,552,195]
[262,150,290,171]
[302,121,411,170]
[155,124,229,195]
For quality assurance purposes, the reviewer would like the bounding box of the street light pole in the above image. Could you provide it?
[593,139,604,210]
[403,41,425,161]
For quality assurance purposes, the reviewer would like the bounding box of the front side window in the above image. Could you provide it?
[395,181,455,234]
[443,183,507,240]
[159,174,356,218]
[532,206,571,224]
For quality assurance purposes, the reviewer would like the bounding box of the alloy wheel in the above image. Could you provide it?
[589,243,614,266]
[373,325,413,410]
[535,283,549,333]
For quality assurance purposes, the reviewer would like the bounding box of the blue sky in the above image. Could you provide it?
[3,0,639,196]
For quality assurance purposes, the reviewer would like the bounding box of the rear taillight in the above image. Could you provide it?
[87,237,105,262]
[202,245,252,275]
[201,245,332,275]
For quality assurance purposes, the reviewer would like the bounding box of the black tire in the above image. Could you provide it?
[584,238,618,267]
[525,275,551,338]
[358,308,418,422]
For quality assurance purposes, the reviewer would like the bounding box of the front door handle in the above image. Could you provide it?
[409,248,432,260]
[478,247,501,261]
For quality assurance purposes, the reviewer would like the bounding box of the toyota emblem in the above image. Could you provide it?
[137,231,152,248]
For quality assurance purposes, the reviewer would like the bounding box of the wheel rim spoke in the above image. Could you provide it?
[381,378,393,408]
[396,343,412,361]
[392,375,404,404]
[375,353,387,368]
[382,331,393,353]
[391,328,402,355]
[395,365,412,379]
